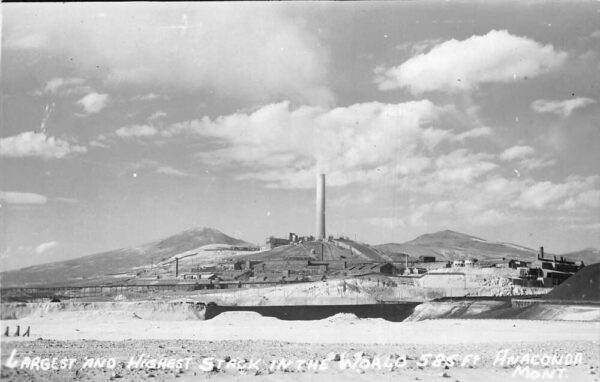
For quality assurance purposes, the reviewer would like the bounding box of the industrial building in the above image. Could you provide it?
[345,263,397,276]
[536,247,584,287]
[266,237,292,249]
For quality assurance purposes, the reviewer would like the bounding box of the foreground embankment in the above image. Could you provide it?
[3,298,600,324]
[0,301,206,321]
[406,301,600,321]
[2,310,599,343]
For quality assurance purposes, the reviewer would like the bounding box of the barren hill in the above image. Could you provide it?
[560,248,600,265]
[239,239,391,263]
[376,230,538,262]
[0,227,249,287]
[238,241,356,262]
[377,230,599,265]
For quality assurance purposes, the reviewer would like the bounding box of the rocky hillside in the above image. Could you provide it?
[0,227,250,287]
[377,230,599,265]
[376,230,538,262]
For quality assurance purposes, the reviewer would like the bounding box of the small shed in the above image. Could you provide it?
[508,259,531,269]
[464,258,478,267]
[452,260,464,267]
[198,273,218,280]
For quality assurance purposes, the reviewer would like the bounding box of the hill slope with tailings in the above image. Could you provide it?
[0,227,250,287]
[238,239,392,263]
[376,230,538,262]
[544,263,600,302]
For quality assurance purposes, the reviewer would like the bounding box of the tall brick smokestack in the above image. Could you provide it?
[316,173,326,240]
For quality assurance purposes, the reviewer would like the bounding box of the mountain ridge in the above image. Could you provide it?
[559,248,600,265]
[2,228,598,287]
[376,230,597,264]
[0,227,250,287]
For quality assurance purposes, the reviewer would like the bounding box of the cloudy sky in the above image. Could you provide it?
[1,2,599,270]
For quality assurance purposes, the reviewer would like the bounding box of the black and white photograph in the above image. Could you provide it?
[1,1,599,381]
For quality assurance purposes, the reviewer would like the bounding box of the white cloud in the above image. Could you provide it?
[164,100,465,188]
[54,197,79,204]
[330,190,376,209]
[34,77,92,98]
[406,193,509,228]
[365,217,405,229]
[131,93,162,101]
[0,132,87,158]
[130,160,188,177]
[408,207,428,227]
[518,182,570,210]
[401,173,598,229]
[4,33,47,50]
[499,145,555,171]
[43,77,86,95]
[431,149,497,185]
[395,38,443,56]
[500,145,536,161]
[373,168,597,231]
[89,140,109,148]
[470,209,509,226]
[569,222,600,231]
[455,127,493,141]
[561,189,600,210]
[519,157,556,171]
[35,241,59,255]
[5,4,334,105]
[410,199,509,227]
[115,125,158,138]
[156,165,188,177]
[531,97,596,117]
[515,175,599,210]
[148,111,167,122]
[376,30,567,94]
[0,191,48,205]
[77,92,109,114]
[574,190,600,208]
[89,134,109,148]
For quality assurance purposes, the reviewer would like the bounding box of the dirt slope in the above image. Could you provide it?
[545,262,600,302]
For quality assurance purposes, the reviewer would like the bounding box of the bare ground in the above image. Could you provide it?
[1,311,599,382]
[1,339,599,382]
